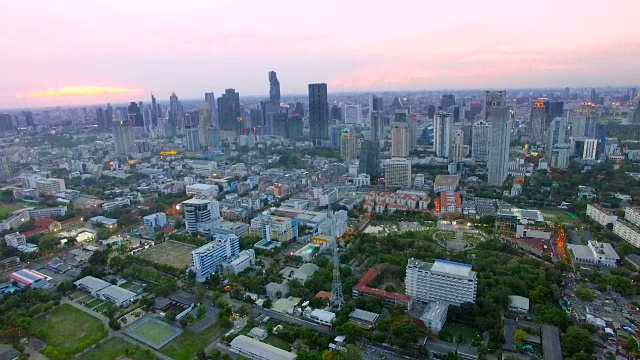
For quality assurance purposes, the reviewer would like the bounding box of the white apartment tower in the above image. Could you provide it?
[450,129,467,163]
[113,119,135,156]
[406,258,477,305]
[434,112,453,158]
[487,106,511,186]
[391,124,409,158]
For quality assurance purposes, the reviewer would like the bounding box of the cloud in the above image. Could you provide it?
[27,86,143,98]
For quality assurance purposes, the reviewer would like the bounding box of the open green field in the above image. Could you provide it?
[540,208,577,224]
[93,302,109,313]
[161,321,226,360]
[441,322,481,344]
[0,204,19,221]
[137,240,195,269]
[32,304,108,360]
[265,335,292,351]
[78,338,159,360]
[86,299,103,308]
[129,319,180,347]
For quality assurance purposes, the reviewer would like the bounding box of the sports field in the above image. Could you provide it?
[126,317,182,349]
[136,240,195,269]
[78,337,159,360]
[0,204,20,221]
[32,304,108,360]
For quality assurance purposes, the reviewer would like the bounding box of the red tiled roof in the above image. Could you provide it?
[315,290,332,299]
[161,225,175,234]
[60,216,83,226]
[353,268,411,303]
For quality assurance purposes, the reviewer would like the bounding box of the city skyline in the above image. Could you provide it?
[2,0,640,108]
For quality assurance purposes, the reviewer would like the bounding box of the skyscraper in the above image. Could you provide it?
[330,104,342,121]
[113,120,135,156]
[309,83,329,145]
[151,93,158,127]
[529,99,546,143]
[169,92,179,132]
[96,107,107,130]
[344,105,362,124]
[206,127,221,150]
[198,105,212,147]
[546,117,568,152]
[482,90,507,120]
[372,95,384,111]
[370,111,384,141]
[487,107,511,186]
[590,88,598,104]
[269,71,280,104]
[434,112,453,158]
[185,125,200,152]
[218,89,241,134]
[0,114,14,131]
[384,158,411,188]
[23,111,34,127]
[450,129,467,163]
[0,151,11,180]
[358,140,381,179]
[391,124,409,158]
[105,104,114,130]
[205,92,216,127]
[440,94,456,110]
[339,130,356,162]
[471,120,490,162]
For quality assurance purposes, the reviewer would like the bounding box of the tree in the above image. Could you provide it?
[88,249,110,266]
[174,218,184,229]
[108,318,121,330]
[56,280,73,295]
[562,326,594,358]
[574,284,595,301]
[515,329,527,344]
[36,234,59,251]
[623,336,638,355]
[96,228,112,240]
[263,299,273,309]
[238,304,249,317]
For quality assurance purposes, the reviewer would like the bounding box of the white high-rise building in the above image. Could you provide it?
[182,198,221,234]
[482,90,507,120]
[113,119,135,156]
[546,117,568,152]
[384,158,411,188]
[391,124,409,158]
[344,105,362,124]
[551,144,571,169]
[450,129,467,163]
[434,112,452,158]
[340,130,356,162]
[487,107,511,186]
[582,139,598,160]
[143,212,168,229]
[191,233,240,282]
[405,258,477,305]
[471,120,490,162]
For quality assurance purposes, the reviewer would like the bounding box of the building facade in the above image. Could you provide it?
[384,158,411,188]
[406,258,477,305]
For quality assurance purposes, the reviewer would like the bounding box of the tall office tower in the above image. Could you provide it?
[217,89,242,134]
[405,258,477,305]
[370,111,384,141]
[182,198,222,234]
[633,100,640,125]
[191,233,240,282]
[372,95,384,111]
[0,152,11,180]
[427,105,436,119]
[440,94,456,110]
[434,112,453,158]
[294,102,304,117]
[339,130,356,162]
[96,108,107,130]
[0,114,14,131]
[482,90,507,120]
[529,99,546,143]
[205,92,216,128]
[23,111,34,127]
[487,107,511,186]
[285,115,303,139]
[309,83,329,145]
[112,119,135,156]
[551,144,572,169]
[185,125,200,152]
[150,93,158,127]
[358,140,381,179]
[582,139,598,160]
[564,87,571,100]
[105,104,114,130]
[631,88,638,100]
[546,117,569,152]
[590,88,598,104]
[198,105,212,146]
[343,105,362,124]
[384,158,411,188]
[408,114,417,150]
[450,129,466,163]
[546,101,564,124]
[269,71,281,104]
[260,101,278,135]
[169,92,179,131]
[329,125,343,148]
[391,124,409,158]
[330,104,342,121]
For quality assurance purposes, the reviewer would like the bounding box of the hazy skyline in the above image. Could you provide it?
[2,0,639,108]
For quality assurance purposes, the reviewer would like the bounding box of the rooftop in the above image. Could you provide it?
[430,259,474,278]
[349,308,380,324]
[96,284,136,303]
[420,301,450,323]
[230,335,297,360]
[509,295,530,311]
[182,198,215,205]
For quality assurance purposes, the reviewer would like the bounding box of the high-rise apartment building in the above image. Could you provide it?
[191,233,240,282]
[185,126,200,152]
[23,111,34,127]
[218,89,241,134]
[434,112,453,158]
[529,99,546,143]
[471,120,490,162]
[113,119,135,156]
[205,92,216,128]
[551,144,572,169]
[391,124,409,158]
[0,152,11,180]
[384,158,411,188]
[482,90,507,120]
[546,117,569,153]
[487,107,511,186]
[358,140,381,179]
[372,95,383,111]
[309,83,329,145]
[182,198,222,234]
[370,111,384,141]
[405,258,477,305]
[151,93,158,127]
[127,102,144,128]
[344,105,362,124]
[450,129,467,163]
[169,92,180,131]
[198,105,211,146]
[339,130,356,162]
[269,71,281,104]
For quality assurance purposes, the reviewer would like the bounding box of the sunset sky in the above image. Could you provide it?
[1,0,639,108]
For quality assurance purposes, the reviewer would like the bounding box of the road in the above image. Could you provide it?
[250,305,335,336]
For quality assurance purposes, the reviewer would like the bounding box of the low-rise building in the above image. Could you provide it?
[225,249,255,274]
[348,308,380,329]
[89,216,118,228]
[437,192,462,215]
[73,276,137,307]
[586,204,618,226]
[433,175,459,194]
[28,206,67,218]
[568,241,620,267]
[509,295,530,313]
[185,183,218,198]
[9,269,51,289]
[4,233,26,248]
[624,206,640,226]
[306,309,336,326]
[143,212,167,229]
[420,301,449,332]
[101,197,130,211]
[229,335,297,360]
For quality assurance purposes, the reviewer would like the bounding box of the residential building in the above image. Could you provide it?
[226,249,255,274]
[101,197,130,211]
[182,198,221,234]
[191,233,240,282]
[343,104,362,124]
[339,130,356,161]
[414,173,425,188]
[529,99,546,143]
[384,158,411,188]
[546,117,568,152]
[471,120,490,162]
[482,90,506,120]
[314,187,339,207]
[586,204,617,226]
[433,175,459,194]
[487,107,511,186]
[35,178,65,195]
[212,221,249,238]
[550,144,571,169]
[391,124,409,158]
[28,206,67,218]
[113,119,135,156]
[406,258,477,305]
[613,220,640,248]
[420,301,449,332]
[143,212,167,229]
[185,125,200,152]
[370,111,384,141]
[434,112,452,158]
[450,129,468,163]
[568,241,620,267]
[309,83,329,145]
[4,233,26,248]
[624,206,640,226]
[189,160,217,176]
[185,183,218,198]
[250,215,294,242]
[358,139,381,179]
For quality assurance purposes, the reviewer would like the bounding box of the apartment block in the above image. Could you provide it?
[406,258,477,305]
[586,204,617,226]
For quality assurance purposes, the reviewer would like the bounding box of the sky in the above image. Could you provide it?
[1,0,639,108]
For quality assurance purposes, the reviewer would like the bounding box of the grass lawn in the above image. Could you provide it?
[441,322,481,344]
[86,299,103,308]
[265,336,292,351]
[78,338,159,360]
[93,302,109,313]
[0,204,19,221]
[130,319,180,347]
[540,208,576,224]
[32,304,108,360]
[161,321,226,360]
